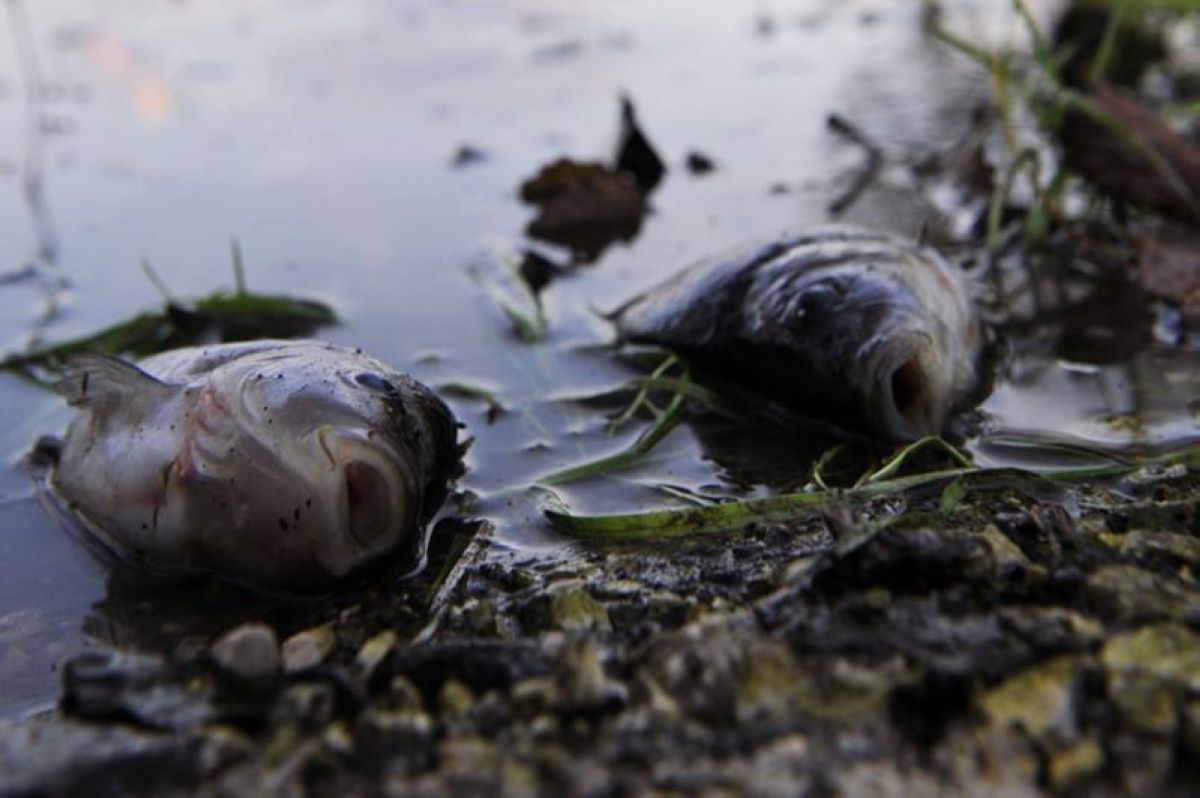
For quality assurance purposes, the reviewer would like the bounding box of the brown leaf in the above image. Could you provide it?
[1135,232,1200,319]
[1060,84,1200,224]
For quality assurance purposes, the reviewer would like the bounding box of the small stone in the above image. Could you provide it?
[439,679,474,719]
[1086,565,1200,623]
[209,623,281,695]
[439,739,499,772]
[271,682,337,729]
[1048,738,1105,791]
[387,674,424,713]
[549,588,611,633]
[322,721,356,755]
[1102,622,1200,686]
[281,625,335,674]
[978,655,1080,739]
[557,640,626,713]
[356,630,398,682]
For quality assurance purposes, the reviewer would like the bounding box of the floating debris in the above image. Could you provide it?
[0,245,337,381]
[614,95,666,194]
[519,158,644,262]
[450,144,489,168]
[46,340,461,587]
[518,95,665,262]
[684,150,717,176]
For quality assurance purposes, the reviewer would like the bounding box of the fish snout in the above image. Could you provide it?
[320,430,417,564]
[866,334,949,441]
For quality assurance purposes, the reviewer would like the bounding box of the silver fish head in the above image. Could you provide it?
[49,341,459,587]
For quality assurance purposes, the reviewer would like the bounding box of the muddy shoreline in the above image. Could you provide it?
[4,467,1199,796]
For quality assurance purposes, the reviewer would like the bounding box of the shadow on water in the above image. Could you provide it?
[0,0,1196,718]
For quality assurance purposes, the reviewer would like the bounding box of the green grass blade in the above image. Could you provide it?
[539,390,686,485]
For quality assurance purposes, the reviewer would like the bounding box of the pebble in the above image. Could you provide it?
[281,625,335,674]
[209,623,281,695]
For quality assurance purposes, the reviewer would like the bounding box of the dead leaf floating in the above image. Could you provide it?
[518,95,667,263]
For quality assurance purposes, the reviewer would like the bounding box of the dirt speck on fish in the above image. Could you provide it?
[611,227,986,440]
[46,340,460,587]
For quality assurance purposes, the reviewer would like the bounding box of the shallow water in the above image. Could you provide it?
[0,0,1195,718]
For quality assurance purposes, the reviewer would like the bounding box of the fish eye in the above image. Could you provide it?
[355,372,398,394]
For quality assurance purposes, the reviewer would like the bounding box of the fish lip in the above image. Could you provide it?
[863,330,944,441]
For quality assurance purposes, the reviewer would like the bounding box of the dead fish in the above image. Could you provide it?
[47,340,460,587]
[610,227,985,440]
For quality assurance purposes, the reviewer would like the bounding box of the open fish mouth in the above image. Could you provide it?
[315,425,417,557]
[864,332,946,440]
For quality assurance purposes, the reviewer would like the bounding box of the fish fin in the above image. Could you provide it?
[54,353,177,409]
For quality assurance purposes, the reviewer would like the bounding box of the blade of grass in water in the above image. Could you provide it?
[539,388,687,486]
[856,435,973,487]
[608,355,677,433]
[474,251,547,342]
[547,446,1200,540]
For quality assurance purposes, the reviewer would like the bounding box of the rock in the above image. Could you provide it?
[1085,565,1200,624]
[548,588,611,634]
[1047,737,1105,792]
[281,625,335,674]
[209,623,281,695]
[1102,622,1200,735]
[1100,527,1200,567]
[556,639,626,714]
[978,655,1081,740]
[62,649,168,717]
[0,716,245,797]
[62,649,212,731]
[270,682,337,730]
[1101,622,1200,688]
[439,679,474,720]
[356,629,398,684]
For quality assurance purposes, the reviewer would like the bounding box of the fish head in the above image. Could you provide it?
[230,363,437,581]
